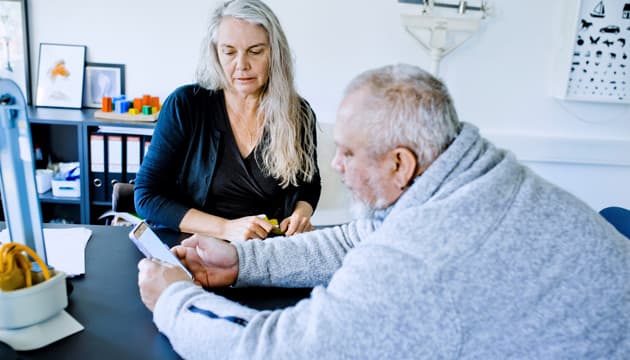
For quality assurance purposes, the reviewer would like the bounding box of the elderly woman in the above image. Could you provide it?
[134,0,321,241]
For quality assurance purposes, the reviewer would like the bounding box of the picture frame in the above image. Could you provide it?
[83,62,125,108]
[35,43,86,109]
[0,0,31,104]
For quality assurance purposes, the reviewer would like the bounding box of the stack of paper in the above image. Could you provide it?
[0,227,92,277]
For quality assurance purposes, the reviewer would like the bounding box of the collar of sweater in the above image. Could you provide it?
[382,122,491,219]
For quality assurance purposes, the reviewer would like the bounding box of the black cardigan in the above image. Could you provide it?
[134,85,321,231]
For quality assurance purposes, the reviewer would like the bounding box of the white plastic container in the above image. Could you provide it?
[51,179,80,197]
[35,169,53,194]
[0,271,67,329]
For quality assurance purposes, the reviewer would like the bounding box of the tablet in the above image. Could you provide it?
[129,221,192,279]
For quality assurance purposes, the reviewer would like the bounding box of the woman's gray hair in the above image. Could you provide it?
[343,64,462,168]
[196,0,316,187]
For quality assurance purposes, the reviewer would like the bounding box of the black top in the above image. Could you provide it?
[134,85,321,231]
[207,113,286,219]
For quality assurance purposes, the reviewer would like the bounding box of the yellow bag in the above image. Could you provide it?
[0,243,51,291]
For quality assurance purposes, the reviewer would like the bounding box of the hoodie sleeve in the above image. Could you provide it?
[152,217,458,360]
[231,220,377,288]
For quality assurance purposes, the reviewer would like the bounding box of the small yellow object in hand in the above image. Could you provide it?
[258,215,284,235]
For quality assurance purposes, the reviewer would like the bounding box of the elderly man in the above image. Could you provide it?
[138,64,630,359]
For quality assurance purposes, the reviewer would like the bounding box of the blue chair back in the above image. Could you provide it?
[599,207,630,240]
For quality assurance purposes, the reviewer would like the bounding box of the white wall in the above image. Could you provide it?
[27,0,630,224]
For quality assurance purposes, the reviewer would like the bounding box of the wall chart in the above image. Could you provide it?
[553,0,630,104]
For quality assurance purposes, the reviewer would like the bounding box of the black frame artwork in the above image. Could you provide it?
[83,62,125,108]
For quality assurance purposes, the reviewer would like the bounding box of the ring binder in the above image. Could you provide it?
[106,135,123,201]
[89,134,106,202]
[125,135,141,184]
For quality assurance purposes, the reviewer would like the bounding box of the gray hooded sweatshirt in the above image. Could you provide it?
[153,123,630,359]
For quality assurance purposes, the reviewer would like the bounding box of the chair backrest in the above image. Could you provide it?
[112,182,136,213]
[599,206,630,240]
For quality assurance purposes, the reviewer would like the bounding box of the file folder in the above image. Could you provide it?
[106,135,124,201]
[89,134,106,202]
[125,135,141,184]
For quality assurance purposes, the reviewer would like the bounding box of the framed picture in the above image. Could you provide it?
[83,62,125,108]
[35,43,86,109]
[0,0,31,104]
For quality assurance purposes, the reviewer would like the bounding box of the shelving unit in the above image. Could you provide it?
[1,107,156,225]
[28,108,86,224]
[88,114,154,224]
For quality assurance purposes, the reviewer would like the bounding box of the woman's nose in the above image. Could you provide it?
[236,53,250,70]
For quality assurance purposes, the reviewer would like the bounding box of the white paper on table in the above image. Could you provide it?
[0,310,84,351]
[0,227,92,277]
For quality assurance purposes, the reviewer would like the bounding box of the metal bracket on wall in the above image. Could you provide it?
[399,0,490,75]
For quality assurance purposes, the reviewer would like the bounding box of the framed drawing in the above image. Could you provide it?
[0,0,31,104]
[35,43,86,108]
[83,62,125,108]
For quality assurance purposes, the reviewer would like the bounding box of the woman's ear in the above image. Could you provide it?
[391,147,418,190]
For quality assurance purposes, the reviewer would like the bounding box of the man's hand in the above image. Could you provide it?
[280,201,314,236]
[173,234,239,288]
[221,216,274,241]
[138,259,192,312]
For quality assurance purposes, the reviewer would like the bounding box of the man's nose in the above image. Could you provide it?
[331,152,344,173]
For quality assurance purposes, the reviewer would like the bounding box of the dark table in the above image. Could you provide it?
[13,224,311,359]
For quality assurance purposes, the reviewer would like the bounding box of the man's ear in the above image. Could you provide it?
[391,147,418,190]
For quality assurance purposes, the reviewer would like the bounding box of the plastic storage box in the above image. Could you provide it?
[51,179,80,197]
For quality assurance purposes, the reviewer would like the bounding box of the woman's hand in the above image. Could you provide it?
[280,201,314,236]
[138,259,192,312]
[172,234,239,288]
[221,216,275,241]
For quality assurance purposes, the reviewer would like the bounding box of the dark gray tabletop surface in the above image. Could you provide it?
[8,224,310,359]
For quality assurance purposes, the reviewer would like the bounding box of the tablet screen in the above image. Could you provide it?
[129,221,192,278]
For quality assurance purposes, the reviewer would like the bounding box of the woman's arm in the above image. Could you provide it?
[279,103,322,234]
[134,88,192,230]
[294,103,322,211]
[179,209,274,241]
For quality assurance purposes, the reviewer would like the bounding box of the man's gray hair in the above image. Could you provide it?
[344,64,462,168]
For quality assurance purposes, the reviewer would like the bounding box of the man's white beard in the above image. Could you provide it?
[347,175,391,220]
[349,196,376,220]
[349,192,389,220]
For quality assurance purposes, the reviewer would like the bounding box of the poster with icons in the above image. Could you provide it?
[553,0,630,104]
